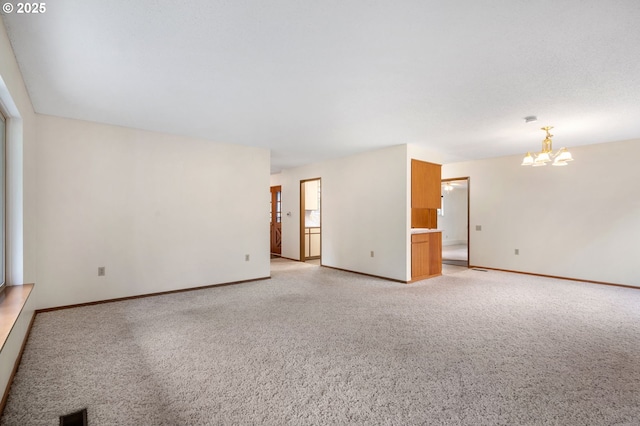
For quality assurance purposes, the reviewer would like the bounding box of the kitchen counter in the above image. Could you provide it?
[410,228,442,234]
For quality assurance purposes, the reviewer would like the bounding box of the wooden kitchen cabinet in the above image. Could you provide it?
[411,208,437,229]
[411,159,441,209]
[411,232,442,281]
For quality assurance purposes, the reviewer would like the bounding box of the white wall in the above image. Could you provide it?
[441,185,468,246]
[0,17,37,404]
[35,115,271,309]
[407,144,445,167]
[278,145,410,281]
[443,139,640,287]
[270,173,282,187]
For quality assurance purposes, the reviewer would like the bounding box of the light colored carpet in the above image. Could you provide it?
[3,259,640,425]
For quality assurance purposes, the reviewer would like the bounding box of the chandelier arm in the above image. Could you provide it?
[522,125,573,167]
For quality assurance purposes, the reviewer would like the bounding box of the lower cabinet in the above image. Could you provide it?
[411,232,442,281]
[304,227,321,259]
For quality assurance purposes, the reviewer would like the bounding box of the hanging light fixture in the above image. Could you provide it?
[442,182,455,192]
[521,126,573,167]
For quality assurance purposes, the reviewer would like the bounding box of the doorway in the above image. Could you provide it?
[300,178,321,263]
[270,186,282,257]
[440,177,469,267]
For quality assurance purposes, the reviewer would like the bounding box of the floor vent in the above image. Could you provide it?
[472,268,488,272]
[60,408,87,426]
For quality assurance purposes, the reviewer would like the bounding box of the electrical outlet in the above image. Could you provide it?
[245,254,250,261]
[476,225,482,231]
[370,251,374,258]
[515,249,519,255]
[98,267,105,276]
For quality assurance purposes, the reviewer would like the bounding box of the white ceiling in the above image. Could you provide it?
[3,1,640,173]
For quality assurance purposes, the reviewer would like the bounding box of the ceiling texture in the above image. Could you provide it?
[3,0,640,173]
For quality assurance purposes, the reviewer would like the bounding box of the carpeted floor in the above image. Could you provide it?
[3,259,640,425]
[442,244,468,267]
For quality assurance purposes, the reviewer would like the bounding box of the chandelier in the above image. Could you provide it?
[521,126,573,167]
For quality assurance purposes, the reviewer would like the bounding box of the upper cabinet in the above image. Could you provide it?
[411,159,441,209]
[304,179,320,211]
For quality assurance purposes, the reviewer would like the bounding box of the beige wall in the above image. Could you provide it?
[275,144,445,282]
[443,138,640,286]
[35,115,271,309]
[278,145,411,281]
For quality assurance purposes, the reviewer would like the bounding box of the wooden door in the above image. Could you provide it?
[270,186,282,255]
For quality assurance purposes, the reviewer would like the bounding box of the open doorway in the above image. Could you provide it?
[270,185,282,257]
[440,178,469,267]
[300,178,321,264]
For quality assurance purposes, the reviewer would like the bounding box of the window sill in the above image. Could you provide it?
[0,284,34,353]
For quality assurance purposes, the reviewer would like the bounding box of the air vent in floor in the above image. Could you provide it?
[59,408,87,426]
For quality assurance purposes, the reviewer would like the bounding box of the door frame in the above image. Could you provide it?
[441,177,470,267]
[300,178,321,262]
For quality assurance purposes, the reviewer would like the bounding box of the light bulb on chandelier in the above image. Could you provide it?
[521,126,573,167]
[442,182,454,192]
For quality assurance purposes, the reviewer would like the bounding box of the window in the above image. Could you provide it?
[0,112,5,289]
